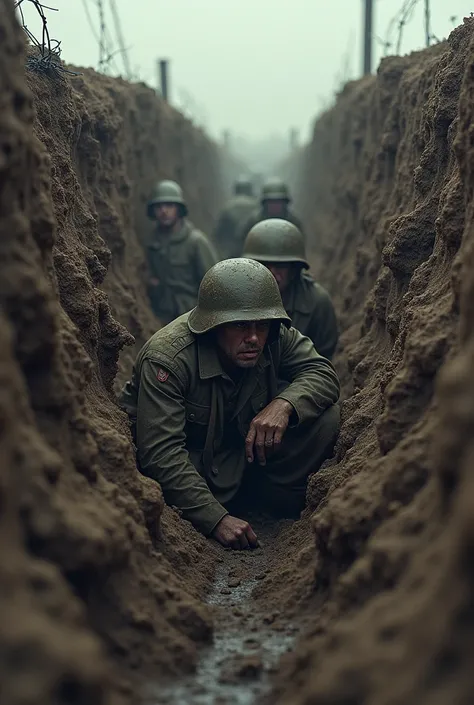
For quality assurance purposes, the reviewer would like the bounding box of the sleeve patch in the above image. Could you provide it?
[156,368,169,382]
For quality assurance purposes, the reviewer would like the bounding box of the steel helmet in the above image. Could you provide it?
[261,177,291,203]
[234,175,254,197]
[147,180,188,219]
[188,258,291,334]
[243,219,309,269]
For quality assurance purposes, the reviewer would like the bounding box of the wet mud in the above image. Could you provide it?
[144,517,299,705]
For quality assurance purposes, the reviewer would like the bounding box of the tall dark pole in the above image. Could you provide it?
[158,59,169,102]
[363,0,373,75]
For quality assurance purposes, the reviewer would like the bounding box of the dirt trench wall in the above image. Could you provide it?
[0,2,226,704]
[265,18,474,705]
[34,63,228,385]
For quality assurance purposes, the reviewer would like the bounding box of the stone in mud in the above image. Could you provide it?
[227,578,242,588]
[219,654,264,683]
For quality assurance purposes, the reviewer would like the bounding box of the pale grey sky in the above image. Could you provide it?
[22,1,472,141]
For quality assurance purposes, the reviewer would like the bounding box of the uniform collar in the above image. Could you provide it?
[197,334,270,380]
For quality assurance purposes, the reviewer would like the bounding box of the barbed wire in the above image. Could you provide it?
[378,0,446,58]
[15,0,79,76]
[79,0,131,77]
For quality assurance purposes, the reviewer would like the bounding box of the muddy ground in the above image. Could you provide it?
[2,0,474,703]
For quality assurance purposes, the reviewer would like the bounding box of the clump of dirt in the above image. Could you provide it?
[0,2,229,703]
[261,17,474,705]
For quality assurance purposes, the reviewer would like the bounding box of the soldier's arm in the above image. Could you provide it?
[136,358,228,536]
[194,232,219,280]
[275,326,340,424]
[307,289,339,360]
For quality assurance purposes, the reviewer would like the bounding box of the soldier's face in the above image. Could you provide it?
[265,200,286,217]
[216,321,271,368]
[154,203,180,228]
[264,263,295,294]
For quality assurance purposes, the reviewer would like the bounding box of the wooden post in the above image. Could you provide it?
[158,59,169,101]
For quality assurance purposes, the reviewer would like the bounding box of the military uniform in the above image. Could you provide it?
[214,197,257,259]
[146,180,218,324]
[147,220,217,324]
[243,219,338,359]
[120,259,340,536]
[282,274,338,360]
[213,176,257,259]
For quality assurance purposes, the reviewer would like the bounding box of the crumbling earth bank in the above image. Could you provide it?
[31,59,226,385]
[0,2,224,703]
[263,17,474,705]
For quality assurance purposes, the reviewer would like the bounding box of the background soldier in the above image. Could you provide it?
[146,179,218,324]
[239,176,305,246]
[213,175,257,259]
[120,259,340,550]
[243,219,338,359]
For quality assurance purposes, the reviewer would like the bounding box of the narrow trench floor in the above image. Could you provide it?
[144,514,300,705]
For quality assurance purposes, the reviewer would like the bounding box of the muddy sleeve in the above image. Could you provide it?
[307,291,339,360]
[194,233,219,282]
[136,358,228,536]
[275,327,340,424]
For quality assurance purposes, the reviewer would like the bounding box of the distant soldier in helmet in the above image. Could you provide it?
[239,176,304,246]
[243,219,338,359]
[213,175,257,259]
[146,179,218,324]
[120,259,340,549]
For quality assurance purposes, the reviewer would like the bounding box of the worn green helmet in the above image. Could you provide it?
[235,175,253,197]
[243,219,309,269]
[261,177,290,202]
[147,180,188,219]
[188,258,291,334]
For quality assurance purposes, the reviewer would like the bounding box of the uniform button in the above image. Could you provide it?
[189,413,195,420]
[211,466,219,476]
[259,402,264,409]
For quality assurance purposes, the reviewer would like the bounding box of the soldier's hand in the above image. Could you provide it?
[212,515,259,550]
[246,398,293,466]
[149,277,160,286]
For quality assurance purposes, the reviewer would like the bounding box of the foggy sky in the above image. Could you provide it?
[22,0,471,142]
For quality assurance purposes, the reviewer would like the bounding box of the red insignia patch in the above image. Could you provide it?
[156,368,169,382]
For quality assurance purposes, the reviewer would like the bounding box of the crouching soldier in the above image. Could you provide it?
[243,219,338,359]
[120,258,340,549]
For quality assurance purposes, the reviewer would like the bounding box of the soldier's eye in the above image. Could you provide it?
[256,322,270,332]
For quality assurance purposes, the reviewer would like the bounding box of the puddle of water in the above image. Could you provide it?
[142,531,298,705]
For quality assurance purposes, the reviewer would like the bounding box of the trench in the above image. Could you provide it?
[142,515,301,705]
